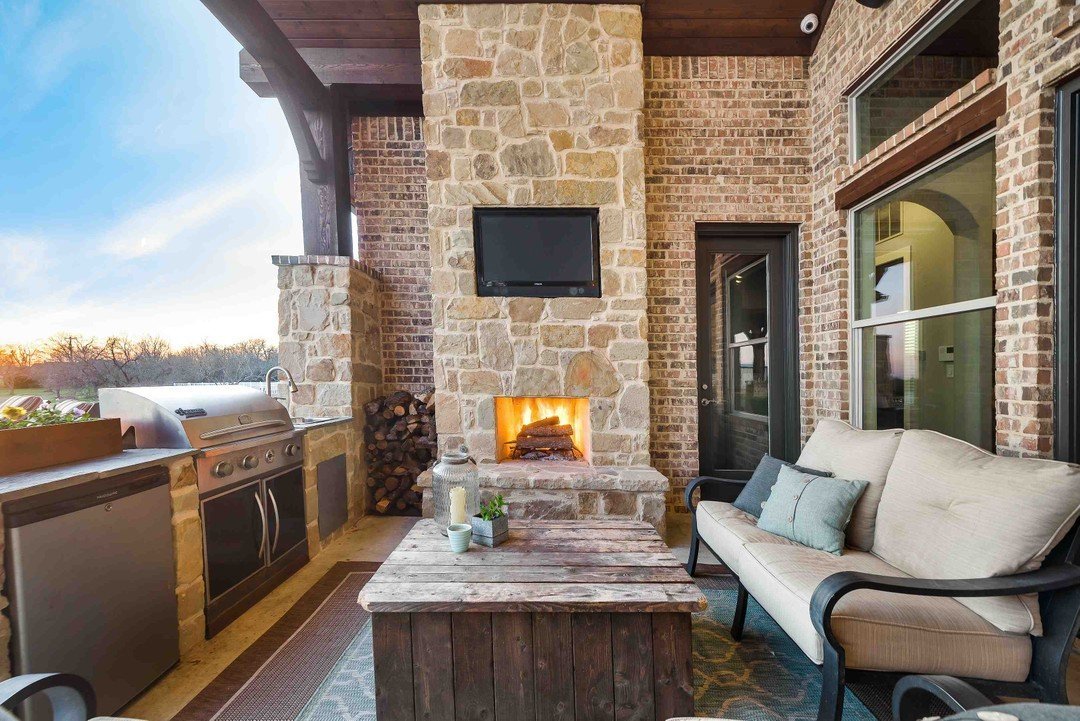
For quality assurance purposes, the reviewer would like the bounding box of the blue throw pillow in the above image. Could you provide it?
[732,454,833,518]
[757,466,868,555]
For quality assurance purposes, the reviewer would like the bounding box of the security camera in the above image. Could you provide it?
[800,13,820,35]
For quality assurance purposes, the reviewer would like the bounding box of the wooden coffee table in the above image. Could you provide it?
[358,518,706,721]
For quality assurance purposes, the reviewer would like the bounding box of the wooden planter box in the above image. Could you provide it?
[0,418,123,475]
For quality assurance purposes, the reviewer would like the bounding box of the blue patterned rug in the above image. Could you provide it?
[174,564,882,721]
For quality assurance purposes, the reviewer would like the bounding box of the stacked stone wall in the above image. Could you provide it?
[419,3,653,468]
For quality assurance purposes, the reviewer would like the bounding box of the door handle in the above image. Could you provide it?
[254,492,268,560]
[268,488,281,555]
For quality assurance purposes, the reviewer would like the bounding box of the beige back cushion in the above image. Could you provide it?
[795,419,904,550]
[873,429,1080,633]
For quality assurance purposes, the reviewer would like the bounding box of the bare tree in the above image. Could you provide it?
[0,345,39,392]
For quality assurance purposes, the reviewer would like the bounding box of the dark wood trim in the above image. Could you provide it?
[336,83,424,116]
[835,85,1005,210]
[693,223,802,476]
[839,0,956,97]
[1056,75,1080,463]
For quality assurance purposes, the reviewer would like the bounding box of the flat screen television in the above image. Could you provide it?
[474,207,601,298]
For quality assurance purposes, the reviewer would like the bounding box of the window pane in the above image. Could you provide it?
[854,141,995,320]
[732,344,768,416]
[728,259,768,343]
[854,0,998,158]
[860,310,993,449]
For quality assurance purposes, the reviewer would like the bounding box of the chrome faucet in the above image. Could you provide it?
[264,366,299,399]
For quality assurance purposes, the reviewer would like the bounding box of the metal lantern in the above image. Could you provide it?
[430,444,480,535]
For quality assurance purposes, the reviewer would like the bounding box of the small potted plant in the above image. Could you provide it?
[471,494,509,547]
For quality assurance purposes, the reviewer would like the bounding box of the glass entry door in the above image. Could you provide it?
[696,226,799,483]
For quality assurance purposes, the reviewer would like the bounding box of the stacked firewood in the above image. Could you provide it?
[363,389,436,515]
[510,416,581,461]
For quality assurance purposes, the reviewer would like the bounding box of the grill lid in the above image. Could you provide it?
[98,386,294,450]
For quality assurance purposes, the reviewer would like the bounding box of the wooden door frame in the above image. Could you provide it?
[695,223,801,478]
[1057,75,1080,463]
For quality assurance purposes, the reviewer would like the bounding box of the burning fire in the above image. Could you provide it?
[495,396,591,463]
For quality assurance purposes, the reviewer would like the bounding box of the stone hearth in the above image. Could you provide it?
[419,461,668,535]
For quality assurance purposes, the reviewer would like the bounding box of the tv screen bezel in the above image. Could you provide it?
[473,207,602,298]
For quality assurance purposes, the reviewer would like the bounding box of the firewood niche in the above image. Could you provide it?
[363,390,436,515]
[495,396,591,463]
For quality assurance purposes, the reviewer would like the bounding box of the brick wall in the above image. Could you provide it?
[643,56,812,512]
[802,0,943,440]
[350,116,434,395]
[994,0,1080,455]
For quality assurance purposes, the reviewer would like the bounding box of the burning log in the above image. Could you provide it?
[364,388,435,516]
[510,416,581,461]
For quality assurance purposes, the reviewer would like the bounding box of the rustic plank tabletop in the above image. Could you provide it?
[358,518,707,613]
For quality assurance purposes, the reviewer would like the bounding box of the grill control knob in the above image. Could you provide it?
[240,454,259,470]
[284,443,300,458]
[212,461,234,478]
[264,449,276,463]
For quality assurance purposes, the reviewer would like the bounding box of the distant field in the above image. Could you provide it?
[0,387,97,404]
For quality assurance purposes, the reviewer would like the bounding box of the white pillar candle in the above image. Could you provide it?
[449,486,467,525]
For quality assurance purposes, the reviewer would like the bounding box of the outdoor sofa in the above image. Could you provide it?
[686,420,1080,721]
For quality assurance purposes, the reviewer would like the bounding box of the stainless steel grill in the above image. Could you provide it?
[98,385,310,637]
[98,385,293,450]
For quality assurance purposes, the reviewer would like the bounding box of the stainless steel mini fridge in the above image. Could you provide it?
[5,466,180,720]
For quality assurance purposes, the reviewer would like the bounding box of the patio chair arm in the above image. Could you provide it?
[0,673,95,719]
[891,675,994,721]
[810,564,1080,646]
[684,475,745,512]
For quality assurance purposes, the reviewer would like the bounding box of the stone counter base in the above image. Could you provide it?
[419,461,669,536]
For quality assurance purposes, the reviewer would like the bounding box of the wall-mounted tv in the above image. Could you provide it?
[474,207,601,298]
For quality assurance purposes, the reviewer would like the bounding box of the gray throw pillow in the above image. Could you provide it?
[733,454,833,518]
[757,466,869,555]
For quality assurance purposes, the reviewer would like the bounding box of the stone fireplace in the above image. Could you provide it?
[416,2,668,532]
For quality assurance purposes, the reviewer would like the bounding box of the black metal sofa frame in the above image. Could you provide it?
[685,474,1080,721]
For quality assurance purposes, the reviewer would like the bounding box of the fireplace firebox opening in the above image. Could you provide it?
[494,396,591,463]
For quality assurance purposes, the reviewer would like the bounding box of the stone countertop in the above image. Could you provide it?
[292,416,353,432]
[0,448,196,504]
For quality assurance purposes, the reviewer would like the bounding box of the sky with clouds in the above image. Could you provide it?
[0,0,300,348]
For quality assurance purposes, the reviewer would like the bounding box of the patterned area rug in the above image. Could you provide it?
[172,562,884,721]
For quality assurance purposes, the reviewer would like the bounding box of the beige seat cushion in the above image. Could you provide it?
[737,542,1031,682]
[696,501,799,576]
[795,419,904,551]
[874,430,1080,635]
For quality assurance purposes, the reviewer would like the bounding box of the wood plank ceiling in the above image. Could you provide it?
[257,0,831,57]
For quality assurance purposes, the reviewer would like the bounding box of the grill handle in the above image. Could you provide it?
[268,488,281,555]
[254,492,268,560]
[199,419,288,441]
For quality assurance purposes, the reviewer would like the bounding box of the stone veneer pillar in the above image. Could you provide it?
[419,3,652,467]
[273,254,383,533]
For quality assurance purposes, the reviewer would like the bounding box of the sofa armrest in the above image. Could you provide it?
[0,673,95,718]
[810,564,1080,644]
[891,675,994,721]
[684,475,745,513]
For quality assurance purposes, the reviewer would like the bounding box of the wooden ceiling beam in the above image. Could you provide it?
[201,0,352,256]
[241,48,422,97]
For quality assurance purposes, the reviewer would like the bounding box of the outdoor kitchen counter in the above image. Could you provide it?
[291,415,352,431]
[0,448,197,503]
